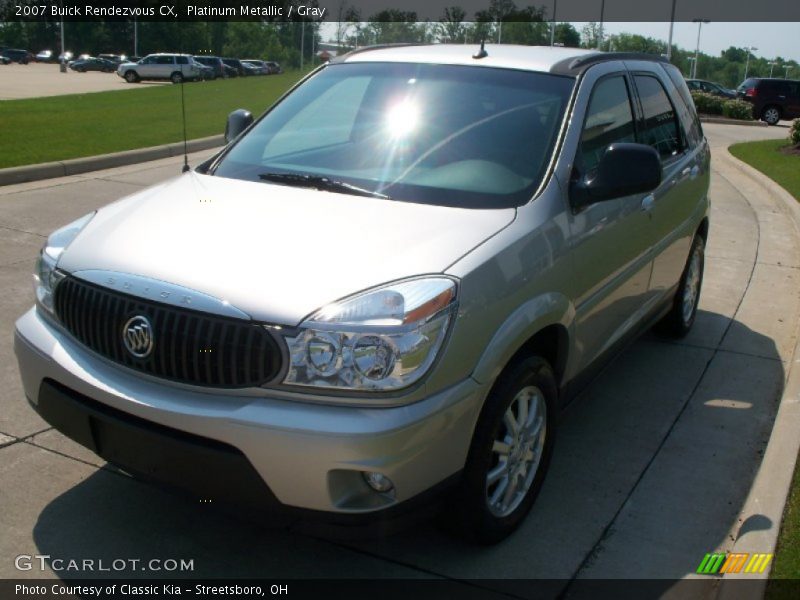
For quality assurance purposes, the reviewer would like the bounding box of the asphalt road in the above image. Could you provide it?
[0,62,168,100]
[0,124,795,596]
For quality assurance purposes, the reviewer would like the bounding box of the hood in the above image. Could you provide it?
[59,173,515,325]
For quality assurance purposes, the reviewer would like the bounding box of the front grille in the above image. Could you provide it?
[53,276,282,388]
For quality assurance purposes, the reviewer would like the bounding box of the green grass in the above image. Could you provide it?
[733,137,800,590]
[729,139,800,202]
[765,451,800,593]
[0,72,307,169]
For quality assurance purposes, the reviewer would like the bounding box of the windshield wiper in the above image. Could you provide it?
[258,172,390,199]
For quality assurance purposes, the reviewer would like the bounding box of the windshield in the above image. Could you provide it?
[213,62,574,208]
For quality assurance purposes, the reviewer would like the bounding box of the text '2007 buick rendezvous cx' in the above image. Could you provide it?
[15,44,710,544]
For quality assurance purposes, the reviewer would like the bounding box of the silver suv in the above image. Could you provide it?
[116,53,201,83]
[15,45,710,543]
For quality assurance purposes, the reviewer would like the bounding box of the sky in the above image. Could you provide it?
[319,22,800,64]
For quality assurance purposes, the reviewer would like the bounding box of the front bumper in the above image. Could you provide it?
[14,307,486,517]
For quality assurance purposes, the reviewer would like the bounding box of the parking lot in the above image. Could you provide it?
[0,62,168,100]
[0,123,796,595]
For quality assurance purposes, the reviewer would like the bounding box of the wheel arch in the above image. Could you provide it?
[471,293,574,391]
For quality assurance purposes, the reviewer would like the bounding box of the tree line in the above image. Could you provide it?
[0,0,797,87]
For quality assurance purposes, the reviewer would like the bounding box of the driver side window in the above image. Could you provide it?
[579,76,636,174]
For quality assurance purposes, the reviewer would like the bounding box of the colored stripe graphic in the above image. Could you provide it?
[697,553,727,574]
[697,553,774,575]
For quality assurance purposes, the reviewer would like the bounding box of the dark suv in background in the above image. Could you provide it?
[737,78,800,125]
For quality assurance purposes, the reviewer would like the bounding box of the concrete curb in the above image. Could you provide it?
[716,147,800,599]
[699,116,767,127]
[0,134,225,187]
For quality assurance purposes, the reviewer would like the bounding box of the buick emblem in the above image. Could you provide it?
[122,315,154,359]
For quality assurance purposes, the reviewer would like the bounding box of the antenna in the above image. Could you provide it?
[473,38,488,60]
[180,77,190,173]
[178,24,190,174]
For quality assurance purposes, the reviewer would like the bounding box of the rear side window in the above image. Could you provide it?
[156,56,173,65]
[660,64,702,148]
[579,75,636,173]
[176,56,189,65]
[634,75,681,161]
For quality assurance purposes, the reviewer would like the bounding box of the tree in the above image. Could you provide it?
[580,22,602,49]
[554,23,580,47]
[366,10,426,44]
[436,6,467,44]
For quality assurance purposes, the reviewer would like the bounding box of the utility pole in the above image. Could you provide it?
[744,46,757,79]
[691,19,709,79]
[300,20,305,70]
[134,18,138,57]
[598,0,605,50]
[667,0,677,60]
[550,0,558,47]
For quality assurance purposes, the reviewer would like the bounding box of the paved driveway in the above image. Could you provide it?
[0,124,796,596]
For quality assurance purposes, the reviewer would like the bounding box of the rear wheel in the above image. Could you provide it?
[448,355,557,544]
[762,105,782,125]
[124,70,139,83]
[170,71,184,84]
[656,235,705,338]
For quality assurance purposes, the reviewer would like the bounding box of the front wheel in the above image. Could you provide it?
[762,105,782,125]
[448,355,557,544]
[656,235,705,338]
[124,70,139,83]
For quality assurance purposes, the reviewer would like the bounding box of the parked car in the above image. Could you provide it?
[686,78,736,99]
[241,59,270,75]
[0,55,10,65]
[240,61,262,76]
[116,53,201,83]
[221,57,249,77]
[97,54,127,65]
[264,61,282,74]
[58,51,74,63]
[737,77,800,125]
[193,55,226,78]
[15,46,710,544]
[69,57,117,73]
[36,49,54,62]
[194,60,216,81]
[1,48,33,64]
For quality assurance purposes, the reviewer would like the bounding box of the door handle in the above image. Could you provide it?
[641,194,655,212]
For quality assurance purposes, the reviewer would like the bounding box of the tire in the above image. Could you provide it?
[124,70,139,83]
[171,71,184,84]
[761,105,782,126]
[656,235,705,338]
[447,355,557,544]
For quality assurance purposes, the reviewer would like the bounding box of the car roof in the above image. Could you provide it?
[336,44,668,76]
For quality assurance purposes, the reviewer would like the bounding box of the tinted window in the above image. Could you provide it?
[214,63,575,209]
[635,75,681,160]
[155,55,174,65]
[579,76,635,173]
[176,56,189,65]
[661,63,702,148]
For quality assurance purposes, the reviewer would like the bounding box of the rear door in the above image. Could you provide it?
[632,63,709,298]
[783,81,800,118]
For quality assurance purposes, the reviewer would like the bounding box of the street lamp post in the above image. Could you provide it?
[550,0,558,47]
[691,19,709,79]
[785,66,793,78]
[59,20,66,73]
[300,20,305,70]
[744,46,757,80]
[768,61,777,77]
[598,0,606,50]
[687,56,697,78]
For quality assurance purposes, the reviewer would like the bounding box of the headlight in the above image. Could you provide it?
[33,212,95,314]
[282,277,457,392]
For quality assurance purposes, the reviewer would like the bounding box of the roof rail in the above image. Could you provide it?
[330,43,432,64]
[550,51,670,75]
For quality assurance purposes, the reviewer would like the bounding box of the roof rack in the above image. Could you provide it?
[550,51,669,75]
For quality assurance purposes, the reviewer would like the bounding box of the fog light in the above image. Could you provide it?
[362,471,394,493]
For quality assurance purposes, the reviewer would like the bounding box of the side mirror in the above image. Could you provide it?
[224,109,253,144]
[572,143,661,208]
